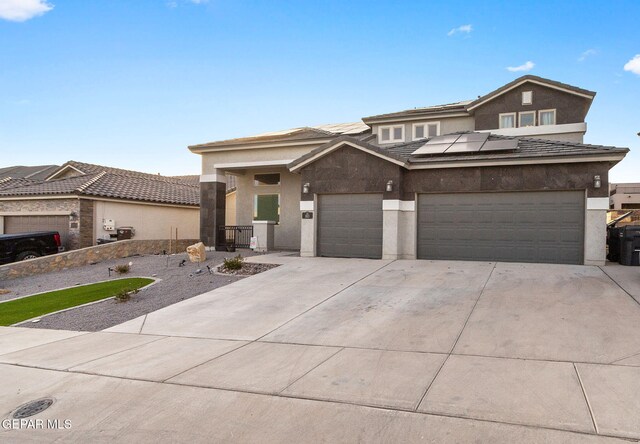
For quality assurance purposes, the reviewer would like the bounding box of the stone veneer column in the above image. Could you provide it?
[200,171,226,248]
[584,197,608,266]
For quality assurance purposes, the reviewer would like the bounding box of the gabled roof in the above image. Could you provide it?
[288,136,409,172]
[466,75,596,111]
[361,75,596,123]
[0,165,59,181]
[189,122,371,152]
[0,161,199,206]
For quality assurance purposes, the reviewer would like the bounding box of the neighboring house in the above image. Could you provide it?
[189,75,628,266]
[610,183,640,209]
[0,161,199,251]
[0,164,60,182]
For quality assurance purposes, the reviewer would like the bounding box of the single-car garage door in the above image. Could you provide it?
[417,191,584,264]
[318,194,383,259]
[4,215,70,250]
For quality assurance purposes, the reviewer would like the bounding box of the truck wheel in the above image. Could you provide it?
[16,251,40,261]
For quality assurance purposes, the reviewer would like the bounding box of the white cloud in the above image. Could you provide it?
[447,24,472,36]
[0,0,53,22]
[578,49,598,62]
[506,61,535,72]
[623,54,640,75]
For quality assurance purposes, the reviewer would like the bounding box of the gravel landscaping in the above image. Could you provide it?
[0,249,263,332]
[217,262,280,276]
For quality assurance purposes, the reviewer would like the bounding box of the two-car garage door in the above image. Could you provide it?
[417,191,585,265]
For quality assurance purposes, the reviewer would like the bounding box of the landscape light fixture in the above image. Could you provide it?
[593,175,602,189]
[302,183,310,194]
[386,180,394,192]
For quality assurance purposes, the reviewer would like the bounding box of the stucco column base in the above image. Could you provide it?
[584,198,608,266]
[252,220,276,252]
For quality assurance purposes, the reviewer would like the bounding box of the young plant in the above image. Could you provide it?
[114,264,130,274]
[115,288,138,302]
[223,255,244,271]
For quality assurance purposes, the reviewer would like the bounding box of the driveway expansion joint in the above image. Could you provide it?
[573,363,599,434]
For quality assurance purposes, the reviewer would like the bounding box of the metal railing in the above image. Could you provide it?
[217,225,253,249]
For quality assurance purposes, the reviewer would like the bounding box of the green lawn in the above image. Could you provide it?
[0,278,154,326]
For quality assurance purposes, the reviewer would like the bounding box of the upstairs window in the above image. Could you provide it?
[522,91,533,105]
[254,173,280,186]
[499,113,516,129]
[539,109,556,125]
[413,122,440,140]
[519,111,536,127]
[379,125,404,143]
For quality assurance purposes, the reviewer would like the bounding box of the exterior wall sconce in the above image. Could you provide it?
[302,183,310,194]
[593,175,601,189]
[386,180,394,192]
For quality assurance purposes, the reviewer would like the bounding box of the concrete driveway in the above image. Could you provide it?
[1,255,640,442]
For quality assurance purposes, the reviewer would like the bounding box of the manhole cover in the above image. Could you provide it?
[12,398,55,419]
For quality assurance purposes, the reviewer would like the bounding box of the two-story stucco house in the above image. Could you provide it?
[189,75,628,266]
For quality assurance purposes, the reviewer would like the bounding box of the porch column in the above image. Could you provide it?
[382,199,416,260]
[584,197,608,266]
[300,199,316,257]
[200,171,226,249]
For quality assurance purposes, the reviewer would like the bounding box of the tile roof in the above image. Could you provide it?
[0,165,59,181]
[189,123,371,150]
[0,162,199,206]
[362,100,472,122]
[383,133,628,165]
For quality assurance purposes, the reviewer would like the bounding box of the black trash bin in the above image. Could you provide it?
[607,226,622,262]
[619,226,640,266]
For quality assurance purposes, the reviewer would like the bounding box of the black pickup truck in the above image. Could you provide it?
[0,231,63,265]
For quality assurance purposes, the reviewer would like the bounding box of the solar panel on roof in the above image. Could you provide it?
[480,139,518,152]
[445,141,486,153]
[411,133,518,156]
[412,143,452,155]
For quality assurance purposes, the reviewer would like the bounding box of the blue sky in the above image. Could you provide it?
[1,0,639,182]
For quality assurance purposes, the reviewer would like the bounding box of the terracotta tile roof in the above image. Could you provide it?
[0,162,199,206]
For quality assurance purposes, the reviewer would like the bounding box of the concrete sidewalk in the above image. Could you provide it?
[1,256,640,442]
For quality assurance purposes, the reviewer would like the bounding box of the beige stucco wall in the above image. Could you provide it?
[372,116,475,144]
[94,200,199,241]
[225,191,237,225]
[233,167,301,250]
[200,143,328,175]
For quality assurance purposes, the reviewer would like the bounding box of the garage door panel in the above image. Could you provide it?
[4,215,70,250]
[418,191,584,265]
[318,194,382,259]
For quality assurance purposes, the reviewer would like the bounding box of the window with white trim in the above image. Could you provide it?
[378,125,404,143]
[499,112,516,129]
[412,122,440,140]
[538,109,556,126]
[522,91,533,105]
[519,111,536,127]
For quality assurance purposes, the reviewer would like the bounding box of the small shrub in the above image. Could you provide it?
[114,264,130,275]
[115,288,138,302]
[223,255,244,271]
